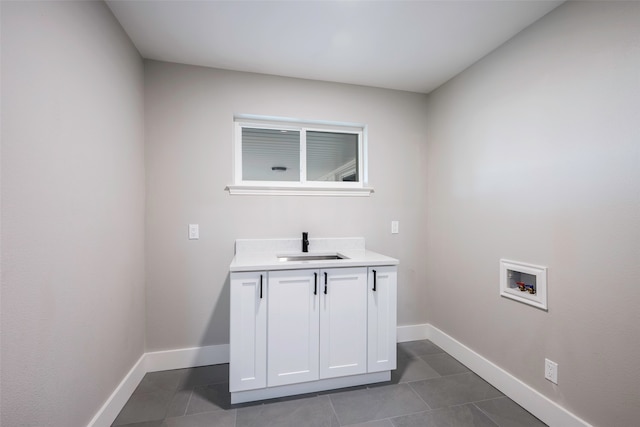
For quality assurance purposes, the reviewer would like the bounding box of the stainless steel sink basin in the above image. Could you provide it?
[277,254,348,262]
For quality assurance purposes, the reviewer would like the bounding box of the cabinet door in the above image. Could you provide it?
[267,269,320,387]
[320,267,368,379]
[230,271,267,392]
[368,266,397,372]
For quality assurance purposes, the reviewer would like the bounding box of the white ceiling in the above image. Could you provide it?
[107,0,563,94]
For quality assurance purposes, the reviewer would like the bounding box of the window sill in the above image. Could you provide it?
[225,185,374,197]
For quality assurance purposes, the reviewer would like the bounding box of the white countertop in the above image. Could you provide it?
[230,238,399,272]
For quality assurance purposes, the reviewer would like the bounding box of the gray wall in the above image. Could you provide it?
[144,61,429,351]
[1,2,145,426]
[424,2,640,426]
[2,2,637,426]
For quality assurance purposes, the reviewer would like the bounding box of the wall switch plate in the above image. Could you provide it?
[391,221,399,234]
[545,358,558,384]
[188,224,199,240]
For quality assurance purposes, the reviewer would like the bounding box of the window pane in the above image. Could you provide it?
[242,128,300,181]
[306,131,358,182]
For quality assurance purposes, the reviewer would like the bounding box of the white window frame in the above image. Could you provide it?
[227,115,373,196]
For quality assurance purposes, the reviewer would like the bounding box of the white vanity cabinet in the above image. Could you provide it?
[266,267,368,386]
[229,271,267,392]
[368,266,398,372]
[267,269,320,387]
[319,267,368,379]
[229,238,398,404]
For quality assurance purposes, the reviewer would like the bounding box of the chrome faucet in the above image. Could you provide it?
[302,232,309,252]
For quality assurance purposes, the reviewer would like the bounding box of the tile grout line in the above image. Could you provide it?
[386,408,435,426]
[471,402,503,427]
[412,370,474,382]
[181,388,194,418]
[343,417,397,427]
[395,358,443,384]
[417,357,471,377]
[469,395,508,405]
[416,360,443,380]
[325,392,343,426]
[405,381,433,412]
[471,397,548,427]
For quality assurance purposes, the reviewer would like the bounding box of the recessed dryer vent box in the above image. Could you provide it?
[500,259,547,310]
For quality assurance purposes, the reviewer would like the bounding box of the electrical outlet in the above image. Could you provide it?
[391,221,399,234]
[545,358,558,384]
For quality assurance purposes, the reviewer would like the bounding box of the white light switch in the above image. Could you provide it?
[188,224,199,240]
[545,358,558,384]
[391,221,399,234]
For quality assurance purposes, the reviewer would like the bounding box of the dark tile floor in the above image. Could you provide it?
[112,340,547,427]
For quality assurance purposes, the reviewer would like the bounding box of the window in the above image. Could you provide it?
[228,115,372,196]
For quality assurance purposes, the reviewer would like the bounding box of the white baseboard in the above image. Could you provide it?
[89,326,591,427]
[425,324,592,427]
[145,344,230,372]
[396,323,429,342]
[87,354,146,427]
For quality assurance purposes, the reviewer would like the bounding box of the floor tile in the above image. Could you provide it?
[345,419,395,427]
[164,409,236,427]
[165,389,192,418]
[409,372,503,410]
[474,397,547,427]
[391,404,498,427]
[134,370,184,395]
[397,340,444,359]
[113,421,165,427]
[392,356,441,383]
[112,349,546,427]
[178,364,229,389]
[236,395,338,427]
[329,383,428,426]
[112,390,172,425]
[390,410,437,427]
[420,353,470,376]
[186,382,231,414]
